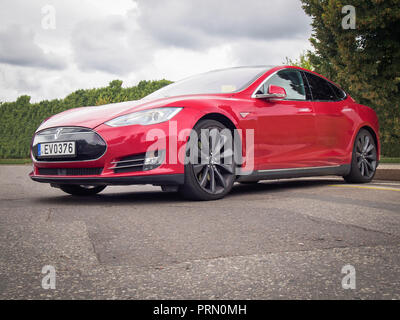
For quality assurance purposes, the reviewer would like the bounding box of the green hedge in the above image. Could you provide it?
[0,79,172,159]
[1,77,398,158]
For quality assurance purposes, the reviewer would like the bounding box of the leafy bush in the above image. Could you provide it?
[0,79,172,159]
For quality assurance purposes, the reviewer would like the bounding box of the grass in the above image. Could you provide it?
[0,159,32,165]
[380,157,400,164]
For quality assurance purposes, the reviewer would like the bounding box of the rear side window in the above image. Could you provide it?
[262,69,306,101]
[329,83,347,100]
[304,72,336,101]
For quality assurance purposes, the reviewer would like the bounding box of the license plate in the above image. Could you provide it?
[38,142,76,157]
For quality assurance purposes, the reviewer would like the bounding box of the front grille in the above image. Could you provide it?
[38,167,103,176]
[111,153,146,173]
[32,127,107,162]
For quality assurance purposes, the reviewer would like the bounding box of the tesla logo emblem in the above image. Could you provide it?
[240,112,250,118]
[54,128,62,139]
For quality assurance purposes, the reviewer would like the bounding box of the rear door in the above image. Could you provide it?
[253,69,318,169]
[303,71,355,165]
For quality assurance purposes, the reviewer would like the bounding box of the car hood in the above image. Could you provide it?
[36,98,180,131]
[36,94,233,132]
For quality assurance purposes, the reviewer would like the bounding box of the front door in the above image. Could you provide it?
[253,69,317,170]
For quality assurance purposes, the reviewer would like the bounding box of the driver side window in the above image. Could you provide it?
[260,70,307,101]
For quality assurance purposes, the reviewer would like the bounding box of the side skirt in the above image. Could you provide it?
[236,164,351,182]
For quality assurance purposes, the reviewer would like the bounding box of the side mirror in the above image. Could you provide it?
[255,85,287,100]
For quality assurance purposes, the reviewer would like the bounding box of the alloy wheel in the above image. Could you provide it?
[355,134,376,178]
[190,127,235,195]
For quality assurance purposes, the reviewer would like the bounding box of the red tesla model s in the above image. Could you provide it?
[30,66,379,200]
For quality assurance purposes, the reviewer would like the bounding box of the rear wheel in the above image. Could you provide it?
[179,119,236,200]
[59,184,106,196]
[343,129,377,183]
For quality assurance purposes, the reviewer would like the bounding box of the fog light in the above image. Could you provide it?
[143,149,165,171]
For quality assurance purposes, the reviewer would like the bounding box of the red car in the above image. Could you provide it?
[30,66,380,200]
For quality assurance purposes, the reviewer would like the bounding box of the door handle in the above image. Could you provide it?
[298,107,312,113]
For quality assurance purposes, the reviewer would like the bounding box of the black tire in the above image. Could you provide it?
[343,129,377,183]
[179,119,236,200]
[59,184,106,196]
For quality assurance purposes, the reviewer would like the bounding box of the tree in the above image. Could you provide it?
[284,51,315,70]
[16,95,31,106]
[108,80,123,89]
[301,0,400,156]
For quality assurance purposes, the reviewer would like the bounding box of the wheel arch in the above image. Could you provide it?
[194,112,243,166]
[359,125,380,160]
[197,113,237,131]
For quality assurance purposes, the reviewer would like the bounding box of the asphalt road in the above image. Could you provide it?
[0,165,399,299]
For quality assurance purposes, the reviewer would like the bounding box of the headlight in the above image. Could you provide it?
[104,107,183,127]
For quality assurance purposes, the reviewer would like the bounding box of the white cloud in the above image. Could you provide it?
[0,25,66,69]
[71,11,157,75]
[0,0,312,102]
[231,38,313,66]
[136,0,311,48]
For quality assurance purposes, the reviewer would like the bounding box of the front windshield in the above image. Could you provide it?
[143,66,270,100]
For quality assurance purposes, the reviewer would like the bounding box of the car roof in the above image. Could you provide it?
[204,65,276,73]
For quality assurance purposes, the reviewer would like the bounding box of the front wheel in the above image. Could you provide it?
[343,129,377,183]
[179,119,236,200]
[59,184,106,196]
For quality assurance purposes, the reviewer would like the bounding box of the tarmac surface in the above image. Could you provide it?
[0,165,399,299]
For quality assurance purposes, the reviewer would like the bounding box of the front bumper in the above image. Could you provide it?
[30,174,184,186]
[30,110,202,185]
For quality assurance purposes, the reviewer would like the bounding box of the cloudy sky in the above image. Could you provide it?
[0,0,312,102]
